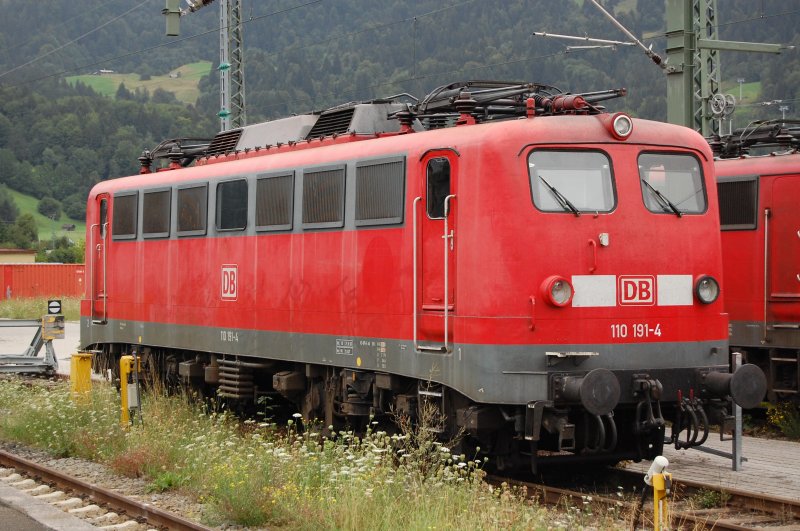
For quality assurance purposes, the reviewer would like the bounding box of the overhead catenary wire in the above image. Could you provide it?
[1,0,483,90]
[1,0,612,117]
[640,7,800,43]
[2,0,120,56]
[0,0,152,80]
[0,0,326,87]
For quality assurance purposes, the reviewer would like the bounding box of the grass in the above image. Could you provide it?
[0,378,630,529]
[720,80,762,105]
[65,61,213,105]
[0,297,80,321]
[767,402,800,440]
[5,188,85,242]
[689,488,731,509]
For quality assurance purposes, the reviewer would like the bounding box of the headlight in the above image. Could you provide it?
[542,276,574,307]
[695,275,720,304]
[610,113,633,140]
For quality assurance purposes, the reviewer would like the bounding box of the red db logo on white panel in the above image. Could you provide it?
[618,276,655,306]
[221,265,238,301]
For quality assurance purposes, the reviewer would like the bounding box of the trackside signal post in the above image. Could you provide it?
[120,355,143,426]
[632,456,672,531]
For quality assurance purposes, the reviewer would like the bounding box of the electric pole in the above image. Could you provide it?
[665,0,789,136]
[164,0,246,131]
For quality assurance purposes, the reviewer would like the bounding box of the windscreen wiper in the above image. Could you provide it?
[539,176,581,216]
[641,178,682,217]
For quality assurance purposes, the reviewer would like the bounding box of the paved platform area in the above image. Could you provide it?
[623,431,800,501]
[0,501,48,531]
[0,482,95,530]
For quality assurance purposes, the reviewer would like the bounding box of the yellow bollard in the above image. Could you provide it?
[70,353,92,403]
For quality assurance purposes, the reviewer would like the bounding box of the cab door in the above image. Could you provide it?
[769,176,800,301]
[90,194,109,324]
[415,151,458,351]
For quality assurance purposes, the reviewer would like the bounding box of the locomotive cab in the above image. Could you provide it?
[440,109,766,469]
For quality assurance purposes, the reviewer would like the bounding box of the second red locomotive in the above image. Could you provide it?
[712,121,800,402]
[81,81,765,471]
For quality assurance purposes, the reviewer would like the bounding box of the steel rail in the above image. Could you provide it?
[487,470,800,531]
[0,449,211,531]
[674,475,800,517]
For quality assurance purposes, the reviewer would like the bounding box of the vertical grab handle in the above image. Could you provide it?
[102,221,108,322]
[89,223,98,321]
[588,239,598,273]
[413,197,422,351]
[763,208,770,344]
[443,194,456,353]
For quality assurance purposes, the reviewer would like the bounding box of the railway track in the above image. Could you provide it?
[0,449,209,530]
[488,468,800,530]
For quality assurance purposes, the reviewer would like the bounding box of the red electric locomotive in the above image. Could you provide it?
[82,81,765,471]
[711,121,800,402]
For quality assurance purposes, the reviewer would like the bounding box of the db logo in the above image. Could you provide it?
[221,265,238,301]
[618,276,655,306]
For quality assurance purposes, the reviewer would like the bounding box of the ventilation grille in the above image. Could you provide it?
[718,179,758,230]
[142,190,170,236]
[112,193,138,240]
[206,129,243,156]
[355,160,405,225]
[306,108,355,139]
[256,174,294,230]
[302,168,345,228]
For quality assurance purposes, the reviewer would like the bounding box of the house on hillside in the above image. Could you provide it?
[0,248,37,264]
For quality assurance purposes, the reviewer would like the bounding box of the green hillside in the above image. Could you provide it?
[66,61,212,104]
[6,188,86,242]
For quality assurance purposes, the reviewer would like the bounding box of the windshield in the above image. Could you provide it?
[528,150,615,213]
[638,153,706,215]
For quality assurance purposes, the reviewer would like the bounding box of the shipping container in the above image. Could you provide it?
[1,264,85,299]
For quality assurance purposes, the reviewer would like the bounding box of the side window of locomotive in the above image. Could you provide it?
[638,153,707,215]
[142,189,171,238]
[177,184,208,236]
[216,179,248,231]
[717,177,758,230]
[302,166,346,229]
[99,198,108,239]
[528,150,615,213]
[356,157,405,226]
[111,192,138,240]
[256,172,294,231]
[426,158,450,219]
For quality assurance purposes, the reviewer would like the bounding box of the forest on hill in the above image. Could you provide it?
[1,0,799,255]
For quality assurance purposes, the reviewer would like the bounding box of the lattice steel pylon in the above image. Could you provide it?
[164,0,246,132]
[666,0,785,136]
[219,0,246,131]
[693,0,720,135]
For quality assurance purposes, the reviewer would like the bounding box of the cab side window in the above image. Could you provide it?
[426,158,450,219]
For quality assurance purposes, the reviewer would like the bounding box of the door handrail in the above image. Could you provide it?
[413,196,421,351]
[89,223,98,322]
[90,219,108,324]
[413,195,454,354]
[102,221,108,323]
[763,208,770,344]
[443,194,456,353]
